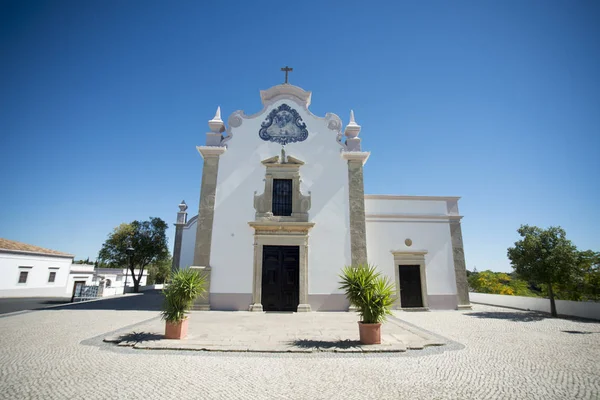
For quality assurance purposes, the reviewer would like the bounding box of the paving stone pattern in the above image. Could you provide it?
[104,311,444,353]
[0,301,598,399]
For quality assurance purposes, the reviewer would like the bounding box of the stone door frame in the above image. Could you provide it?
[249,222,314,312]
[391,250,429,310]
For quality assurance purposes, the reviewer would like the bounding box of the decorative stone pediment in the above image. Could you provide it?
[253,152,311,222]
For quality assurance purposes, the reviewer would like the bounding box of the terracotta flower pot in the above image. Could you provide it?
[358,322,382,344]
[165,318,188,339]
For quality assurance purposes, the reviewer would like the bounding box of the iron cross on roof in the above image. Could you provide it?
[281,66,293,84]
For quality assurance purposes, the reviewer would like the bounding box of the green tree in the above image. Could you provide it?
[98,217,170,293]
[550,250,600,301]
[147,257,172,285]
[507,225,578,317]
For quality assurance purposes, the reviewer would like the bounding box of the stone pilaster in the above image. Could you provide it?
[450,220,471,310]
[297,239,311,312]
[341,152,370,266]
[171,201,188,272]
[192,146,226,310]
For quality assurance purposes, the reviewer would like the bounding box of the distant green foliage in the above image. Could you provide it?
[468,270,537,297]
[147,257,172,285]
[339,264,395,324]
[74,257,94,265]
[161,269,207,322]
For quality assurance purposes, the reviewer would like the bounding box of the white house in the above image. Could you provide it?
[92,268,148,295]
[0,238,149,298]
[172,81,471,312]
[0,238,75,298]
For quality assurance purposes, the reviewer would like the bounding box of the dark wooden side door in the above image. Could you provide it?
[399,265,423,308]
[71,280,86,302]
[262,245,299,311]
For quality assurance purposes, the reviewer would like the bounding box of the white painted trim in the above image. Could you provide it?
[364,194,461,201]
[260,84,312,107]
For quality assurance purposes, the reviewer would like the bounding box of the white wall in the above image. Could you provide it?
[0,252,73,297]
[365,197,458,296]
[94,268,148,288]
[182,93,351,296]
[67,264,94,296]
[469,292,600,320]
[365,197,449,216]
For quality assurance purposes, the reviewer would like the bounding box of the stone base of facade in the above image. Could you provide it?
[457,304,473,310]
[192,293,466,312]
[297,304,311,312]
[397,307,429,312]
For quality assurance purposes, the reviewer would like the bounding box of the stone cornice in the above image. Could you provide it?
[196,146,227,159]
[248,221,315,235]
[366,214,463,221]
[365,194,461,201]
[340,151,370,165]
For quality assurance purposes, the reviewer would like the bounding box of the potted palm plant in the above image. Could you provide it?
[339,264,395,344]
[161,268,207,339]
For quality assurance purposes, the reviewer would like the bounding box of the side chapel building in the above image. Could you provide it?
[171,78,471,313]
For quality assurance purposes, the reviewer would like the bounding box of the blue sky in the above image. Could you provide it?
[1,0,598,272]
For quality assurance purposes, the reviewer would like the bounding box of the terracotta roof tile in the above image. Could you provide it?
[0,238,74,257]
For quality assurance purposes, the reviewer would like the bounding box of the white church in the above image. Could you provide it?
[171,73,470,312]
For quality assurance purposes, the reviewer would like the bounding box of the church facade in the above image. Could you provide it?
[171,82,471,312]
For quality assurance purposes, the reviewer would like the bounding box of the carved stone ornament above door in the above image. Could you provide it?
[259,104,308,145]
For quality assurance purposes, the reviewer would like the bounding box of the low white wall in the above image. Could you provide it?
[469,292,600,320]
[139,284,164,292]
[101,287,124,297]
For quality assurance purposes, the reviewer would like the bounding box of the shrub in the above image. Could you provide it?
[161,269,206,322]
[339,264,395,324]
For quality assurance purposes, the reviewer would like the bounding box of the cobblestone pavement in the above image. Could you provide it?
[0,296,598,399]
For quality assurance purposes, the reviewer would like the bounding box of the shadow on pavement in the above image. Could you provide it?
[48,290,164,312]
[466,311,548,322]
[114,331,164,343]
[467,310,600,324]
[0,297,71,315]
[291,339,362,349]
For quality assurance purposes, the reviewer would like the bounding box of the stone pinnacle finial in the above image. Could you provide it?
[178,200,188,212]
[208,106,225,133]
[344,109,361,139]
